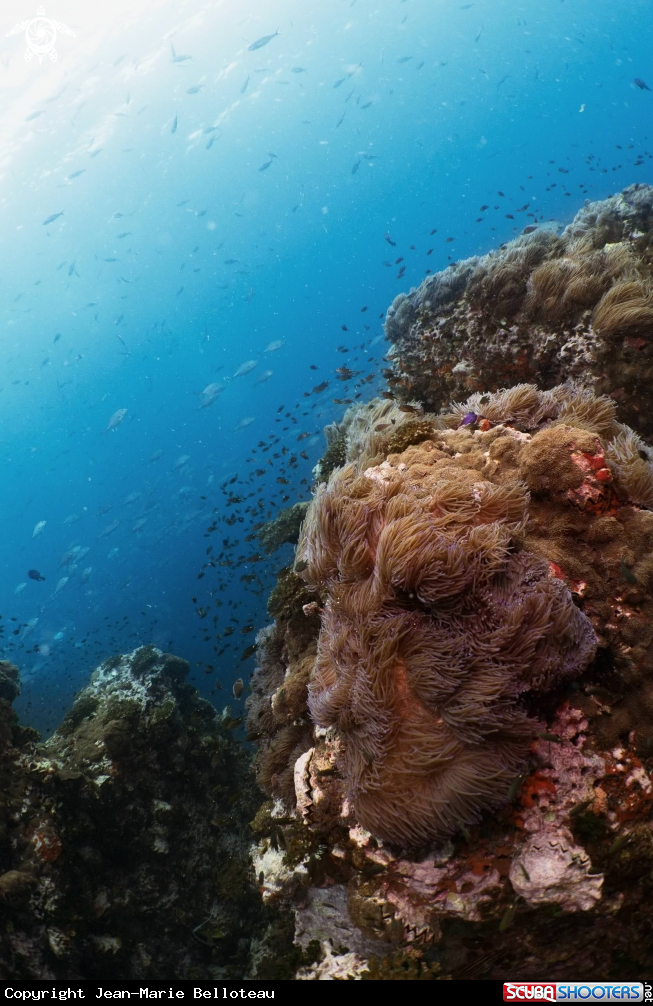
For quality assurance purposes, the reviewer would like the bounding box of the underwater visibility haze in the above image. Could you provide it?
[0,0,653,983]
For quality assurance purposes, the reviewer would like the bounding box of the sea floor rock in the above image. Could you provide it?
[0,646,270,980]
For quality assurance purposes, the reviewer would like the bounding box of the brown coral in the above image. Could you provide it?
[297,438,597,846]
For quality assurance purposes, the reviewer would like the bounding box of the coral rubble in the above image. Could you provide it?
[384,184,653,438]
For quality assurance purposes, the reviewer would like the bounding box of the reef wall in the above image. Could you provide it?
[247,185,653,980]
[383,183,653,439]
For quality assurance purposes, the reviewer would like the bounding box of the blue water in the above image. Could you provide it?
[0,0,650,733]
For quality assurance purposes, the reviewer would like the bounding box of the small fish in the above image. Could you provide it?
[80,566,93,583]
[171,114,178,134]
[620,557,638,584]
[248,31,280,51]
[54,575,69,594]
[236,416,255,430]
[351,160,360,175]
[255,370,273,385]
[99,519,120,538]
[198,383,224,408]
[460,411,478,426]
[173,454,191,470]
[63,513,80,524]
[633,78,651,91]
[14,582,27,595]
[53,333,61,343]
[265,340,284,352]
[192,917,225,948]
[171,44,192,63]
[68,169,85,179]
[32,521,46,539]
[507,773,525,801]
[148,449,164,463]
[187,85,203,95]
[292,67,306,74]
[43,212,64,226]
[234,359,258,377]
[232,677,244,699]
[537,731,563,744]
[397,56,412,63]
[68,262,76,277]
[240,76,249,94]
[123,491,141,505]
[499,903,516,932]
[258,153,277,171]
[106,408,128,432]
[116,232,131,239]
[25,110,45,122]
[569,798,594,819]
[21,618,38,640]
[398,404,422,414]
[609,833,630,855]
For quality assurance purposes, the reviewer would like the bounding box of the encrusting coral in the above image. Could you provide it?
[384,184,653,438]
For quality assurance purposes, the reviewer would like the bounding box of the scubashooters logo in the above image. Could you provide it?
[504,985,644,1002]
[6,5,76,63]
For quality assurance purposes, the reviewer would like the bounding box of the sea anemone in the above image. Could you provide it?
[297,447,596,846]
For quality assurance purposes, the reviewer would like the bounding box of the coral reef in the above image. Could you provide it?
[0,646,271,980]
[384,184,653,438]
[257,501,310,554]
[248,379,653,979]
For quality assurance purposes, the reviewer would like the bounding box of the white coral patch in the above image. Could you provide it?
[296,944,368,980]
[252,842,307,903]
[509,826,603,912]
